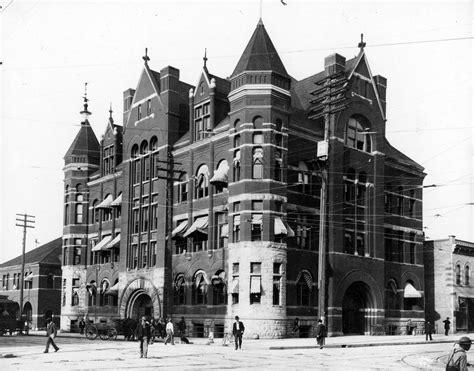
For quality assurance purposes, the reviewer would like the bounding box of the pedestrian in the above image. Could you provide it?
[315,319,327,349]
[425,321,433,341]
[406,319,414,335]
[443,317,451,336]
[150,317,158,343]
[446,336,472,371]
[44,318,59,353]
[135,316,151,358]
[164,317,175,345]
[79,317,85,335]
[178,316,189,344]
[232,315,245,350]
[293,318,300,333]
[157,317,166,339]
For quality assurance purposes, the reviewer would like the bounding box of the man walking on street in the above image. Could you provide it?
[44,318,59,353]
[79,317,85,335]
[425,321,433,341]
[443,317,451,336]
[164,317,175,345]
[316,319,327,349]
[446,336,471,371]
[232,315,245,350]
[135,316,151,358]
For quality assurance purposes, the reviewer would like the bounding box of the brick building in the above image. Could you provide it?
[424,236,474,333]
[60,20,426,337]
[0,238,62,329]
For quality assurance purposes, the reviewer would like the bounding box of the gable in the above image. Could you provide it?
[354,57,371,79]
[133,68,159,103]
[194,71,211,104]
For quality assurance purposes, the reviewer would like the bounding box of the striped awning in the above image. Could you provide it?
[231,278,239,293]
[107,282,119,296]
[250,276,261,294]
[286,223,295,237]
[91,235,112,252]
[297,271,313,289]
[274,217,288,235]
[24,272,34,282]
[194,272,209,288]
[110,194,122,207]
[211,271,226,285]
[96,194,114,209]
[172,220,188,238]
[404,283,422,298]
[183,216,208,237]
[210,161,229,186]
[251,214,262,225]
[106,234,120,249]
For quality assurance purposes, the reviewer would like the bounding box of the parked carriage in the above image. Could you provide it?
[84,322,118,340]
[0,295,25,336]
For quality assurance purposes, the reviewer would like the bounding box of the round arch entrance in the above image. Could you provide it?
[342,281,374,335]
[23,302,32,322]
[127,291,154,320]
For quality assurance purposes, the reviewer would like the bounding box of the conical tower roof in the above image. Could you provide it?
[231,20,288,78]
[64,122,100,163]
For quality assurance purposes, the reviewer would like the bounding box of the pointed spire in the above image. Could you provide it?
[358,33,366,52]
[143,47,150,65]
[203,48,208,70]
[109,102,114,124]
[79,82,91,124]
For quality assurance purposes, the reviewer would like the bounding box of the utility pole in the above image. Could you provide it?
[309,70,347,322]
[15,213,35,320]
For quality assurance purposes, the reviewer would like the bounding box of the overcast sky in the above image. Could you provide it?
[1,0,473,263]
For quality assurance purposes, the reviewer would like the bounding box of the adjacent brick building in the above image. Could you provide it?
[0,238,62,329]
[424,236,474,333]
[60,20,426,337]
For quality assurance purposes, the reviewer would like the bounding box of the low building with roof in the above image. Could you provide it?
[0,237,62,330]
[424,236,474,333]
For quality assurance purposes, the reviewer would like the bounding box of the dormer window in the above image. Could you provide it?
[194,102,211,141]
[345,117,371,152]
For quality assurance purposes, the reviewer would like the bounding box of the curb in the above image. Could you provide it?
[269,339,455,350]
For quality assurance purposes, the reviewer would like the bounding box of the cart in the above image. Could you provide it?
[85,322,118,340]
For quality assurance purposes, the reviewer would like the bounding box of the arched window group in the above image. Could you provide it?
[174,270,227,306]
[455,263,471,286]
[345,116,372,152]
[195,165,209,199]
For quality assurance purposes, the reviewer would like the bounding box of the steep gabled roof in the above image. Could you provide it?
[64,122,100,161]
[231,20,288,78]
[0,237,62,268]
[384,139,425,172]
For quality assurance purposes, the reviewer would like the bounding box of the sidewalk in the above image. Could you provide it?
[26,330,474,350]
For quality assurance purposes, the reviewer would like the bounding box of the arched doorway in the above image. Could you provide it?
[23,302,32,322]
[127,291,154,320]
[342,281,373,335]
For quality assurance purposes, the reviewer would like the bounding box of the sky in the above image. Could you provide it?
[0,0,473,264]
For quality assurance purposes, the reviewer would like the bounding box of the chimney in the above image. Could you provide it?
[324,53,346,76]
[374,75,387,113]
[160,66,180,93]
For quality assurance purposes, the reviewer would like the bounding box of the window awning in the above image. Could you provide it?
[106,234,120,249]
[72,287,80,294]
[231,278,239,293]
[251,214,263,225]
[194,272,209,287]
[106,282,119,296]
[233,215,241,230]
[210,161,229,186]
[24,272,33,282]
[286,223,295,238]
[110,194,122,207]
[297,271,313,289]
[250,276,261,294]
[86,282,97,296]
[211,271,226,285]
[274,217,288,235]
[91,235,112,252]
[183,216,209,237]
[96,194,114,209]
[404,283,422,298]
[220,224,229,238]
[172,220,188,238]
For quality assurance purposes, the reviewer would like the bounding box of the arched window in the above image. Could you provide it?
[192,271,208,305]
[99,279,110,306]
[195,165,209,199]
[346,117,371,152]
[252,147,263,179]
[233,150,241,181]
[64,204,69,225]
[131,144,139,159]
[75,194,84,224]
[456,264,461,285]
[72,291,79,306]
[150,136,158,151]
[47,273,54,289]
[252,115,263,128]
[465,265,470,286]
[140,140,148,155]
[385,280,399,309]
[234,119,241,130]
[274,150,283,181]
[234,134,240,148]
[174,275,186,305]
[296,271,312,306]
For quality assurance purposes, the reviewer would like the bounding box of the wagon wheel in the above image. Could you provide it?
[108,328,117,340]
[85,325,98,340]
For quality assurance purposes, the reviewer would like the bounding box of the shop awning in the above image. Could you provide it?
[110,194,122,207]
[106,234,120,249]
[172,220,188,238]
[404,283,422,298]
[96,194,114,209]
[250,276,261,294]
[210,161,229,186]
[230,278,239,293]
[183,216,209,237]
[91,235,112,252]
[107,282,119,296]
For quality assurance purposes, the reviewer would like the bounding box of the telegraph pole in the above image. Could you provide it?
[15,213,35,320]
[309,70,347,322]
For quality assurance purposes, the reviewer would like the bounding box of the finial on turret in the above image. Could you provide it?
[79,82,91,123]
[143,47,150,65]
[203,48,208,69]
[109,102,114,124]
[358,33,366,51]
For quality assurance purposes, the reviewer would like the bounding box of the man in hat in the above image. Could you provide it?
[44,318,59,353]
[446,336,472,371]
[135,316,151,358]
[315,319,327,349]
[232,315,245,350]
